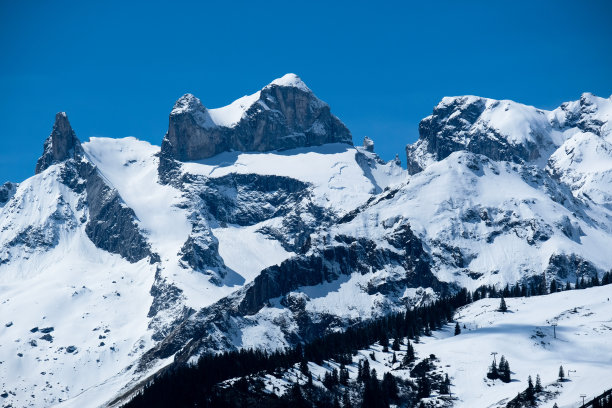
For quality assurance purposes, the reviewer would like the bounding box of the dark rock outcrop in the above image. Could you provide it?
[197,173,310,226]
[551,92,607,136]
[405,96,544,174]
[136,222,450,367]
[0,182,16,206]
[546,253,599,281]
[363,136,375,152]
[81,164,152,263]
[35,112,83,174]
[159,74,352,166]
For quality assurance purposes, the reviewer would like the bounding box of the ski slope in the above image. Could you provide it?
[418,285,612,407]
[256,285,612,408]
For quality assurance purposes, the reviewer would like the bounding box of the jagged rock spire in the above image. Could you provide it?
[363,136,375,152]
[35,112,83,174]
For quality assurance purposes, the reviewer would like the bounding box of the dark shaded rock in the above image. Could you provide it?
[0,182,16,206]
[546,253,599,280]
[147,267,194,343]
[159,74,352,168]
[72,161,152,263]
[552,93,606,136]
[35,112,83,174]
[198,173,309,226]
[40,334,53,342]
[137,222,451,369]
[40,327,54,333]
[65,345,77,353]
[363,136,375,152]
[406,97,541,174]
[178,234,226,281]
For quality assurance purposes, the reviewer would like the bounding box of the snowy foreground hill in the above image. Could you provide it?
[131,284,610,408]
[0,74,611,407]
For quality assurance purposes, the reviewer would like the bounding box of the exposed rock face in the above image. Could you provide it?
[406,93,612,175]
[160,74,353,165]
[550,92,610,137]
[0,182,16,206]
[363,136,375,152]
[81,164,152,263]
[546,253,599,281]
[35,112,83,174]
[405,96,549,174]
[137,221,448,365]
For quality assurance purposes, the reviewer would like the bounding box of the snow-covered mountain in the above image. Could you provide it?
[0,75,610,407]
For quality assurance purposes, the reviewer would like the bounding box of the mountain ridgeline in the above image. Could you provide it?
[0,74,610,408]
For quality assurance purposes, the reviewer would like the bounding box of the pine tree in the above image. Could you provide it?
[339,363,350,385]
[299,360,310,376]
[403,340,415,365]
[380,332,389,352]
[323,370,334,389]
[454,322,461,335]
[535,374,543,392]
[558,365,565,381]
[565,281,572,291]
[362,359,371,382]
[526,375,535,402]
[391,337,400,351]
[417,375,431,398]
[499,297,508,313]
[487,357,499,380]
[391,352,397,364]
[382,372,399,401]
[550,279,558,293]
[498,356,511,383]
[342,390,352,408]
[439,373,451,394]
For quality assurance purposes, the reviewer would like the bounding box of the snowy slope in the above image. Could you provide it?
[548,132,612,208]
[82,137,237,310]
[214,286,612,408]
[418,285,612,408]
[333,151,612,290]
[181,143,403,213]
[0,164,158,408]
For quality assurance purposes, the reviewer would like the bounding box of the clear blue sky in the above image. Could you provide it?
[1,0,611,184]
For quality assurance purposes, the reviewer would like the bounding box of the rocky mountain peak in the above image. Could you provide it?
[171,93,206,115]
[160,74,352,165]
[35,112,83,174]
[405,94,592,174]
[265,73,311,93]
[363,136,375,152]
